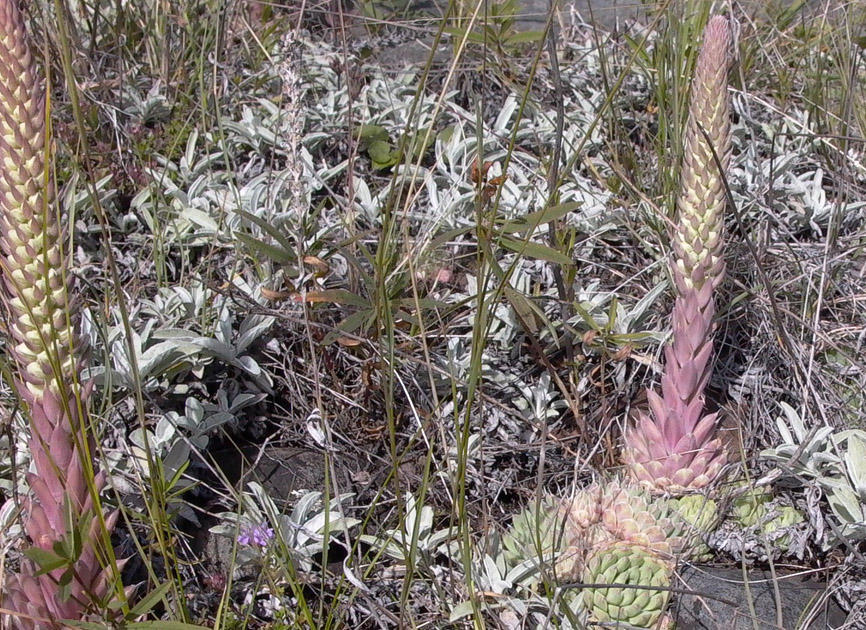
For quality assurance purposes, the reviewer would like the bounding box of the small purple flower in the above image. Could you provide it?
[238,522,275,547]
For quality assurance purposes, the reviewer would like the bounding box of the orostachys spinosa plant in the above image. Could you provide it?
[623,14,733,496]
[0,0,124,626]
[504,18,736,630]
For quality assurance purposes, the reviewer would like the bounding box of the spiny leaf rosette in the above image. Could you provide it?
[560,479,714,566]
[559,479,689,628]
[0,0,122,627]
[583,542,673,628]
[501,494,564,570]
[624,15,733,496]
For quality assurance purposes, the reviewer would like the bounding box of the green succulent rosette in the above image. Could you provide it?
[731,485,773,528]
[670,494,719,561]
[502,495,565,569]
[583,542,673,628]
[760,505,804,552]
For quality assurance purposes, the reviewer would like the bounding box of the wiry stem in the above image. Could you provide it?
[0,0,122,626]
[624,15,732,495]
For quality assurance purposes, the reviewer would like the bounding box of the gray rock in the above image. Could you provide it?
[240,446,330,506]
[674,565,848,630]
[193,446,339,579]
[373,0,825,32]
[524,0,646,29]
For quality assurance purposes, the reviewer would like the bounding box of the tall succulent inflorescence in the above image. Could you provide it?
[623,15,732,495]
[547,17,734,629]
[0,0,120,627]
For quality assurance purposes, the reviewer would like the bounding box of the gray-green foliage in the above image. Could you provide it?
[501,495,564,570]
[449,548,588,629]
[211,483,360,576]
[359,493,455,567]
[83,288,274,392]
[762,402,866,545]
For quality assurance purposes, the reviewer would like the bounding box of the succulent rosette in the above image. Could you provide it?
[731,485,773,528]
[669,494,719,562]
[728,484,804,553]
[761,506,804,551]
[597,480,684,556]
[583,542,673,628]
[502,494,565,569]
[561,476,696,598]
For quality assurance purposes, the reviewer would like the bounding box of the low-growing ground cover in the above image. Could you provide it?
[0,0,864,628]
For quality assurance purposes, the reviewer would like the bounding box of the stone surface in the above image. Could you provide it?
[527,0,822,30]
[524,0,645,29]
[364,0,827,69]
[674,565,847,630]
[383,0,824,31]
[193,445,342,578]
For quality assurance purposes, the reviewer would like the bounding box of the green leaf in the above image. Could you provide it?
[234,208,294,252]
[503,286,540,334]
[354,124,389,149]
[496,202,582,233]
[408,127,435,161]
[128,579,174,617]
[368,140,399,169]
[53,539,69,559]
[395,297,450,311]
[776,0,810,29]
[322,309,374,345]
[368,140,393,163]
[500,236,572,265]
[129,624,214,630]
[165,459,192,491]
[505,30,544,44]
[58,572,72,603]
[572,300,604,333]
[235,232,295,265]
[437,125,457,145]
[609,332,663,344]
[58,567,74,588]
[428,225,475,251]
[23,547,67,574]
[305,289,371,309]
[387,310,415,329]
[66,499,84,559]
[444,27,487,45]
